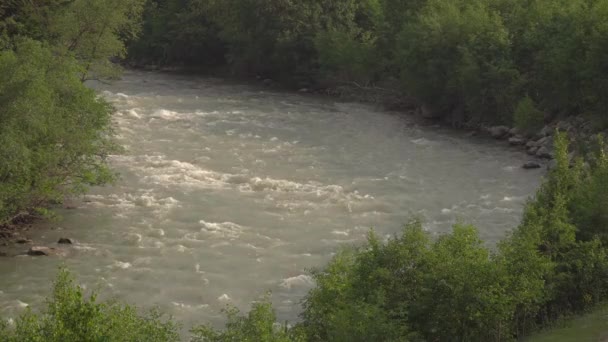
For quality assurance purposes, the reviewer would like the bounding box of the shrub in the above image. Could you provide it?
[397,0,520,124]
[191,297,304,342]
[570,136,608,244]
[0,268,180,342]
[514,97,545,135]
[0,39,118,224]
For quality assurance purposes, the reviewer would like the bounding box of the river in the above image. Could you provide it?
[0,71,542,329]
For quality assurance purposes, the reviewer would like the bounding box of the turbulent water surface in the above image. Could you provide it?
[0,71,543,328]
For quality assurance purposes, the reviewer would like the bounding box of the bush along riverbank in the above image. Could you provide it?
[0,1,145,239]
[2,132,608,341]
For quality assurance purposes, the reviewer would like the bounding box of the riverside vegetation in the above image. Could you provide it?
[1,0,608,341]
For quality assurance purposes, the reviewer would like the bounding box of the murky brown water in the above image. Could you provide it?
[0,71,542,330]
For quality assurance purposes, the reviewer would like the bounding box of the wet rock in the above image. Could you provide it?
[27,246,56,256]
[523,162,542,169]
[489,126,510,139]
[539,125,552,137]
[27,246,68,257]
[16,238,32,244]
[508,127,520,137]
[557,121,574,132]
[508,136,527,146]
[526,140,539,148]
[536,146,553,159]
[527,146,539,155]
[58,238,75,244]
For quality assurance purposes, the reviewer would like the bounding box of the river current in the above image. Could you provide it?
[0,71,542,328]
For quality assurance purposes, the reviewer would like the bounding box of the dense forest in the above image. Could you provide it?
[129,0,608,129]
[1,0,608,341]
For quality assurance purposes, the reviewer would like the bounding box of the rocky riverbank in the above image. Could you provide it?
[476,114,604,169]
[304,80,605,171]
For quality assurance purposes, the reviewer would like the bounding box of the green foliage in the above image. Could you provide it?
[0,0,142,224]
[191,297,304,342]
[314,29,378,84]
[1,0,144,80]
[49,0,145,81]
[514,97,545,135]
[129,0,608,124]
[302,134,608,341]
[397,0,519,124]
[301,220,521,341]
[0,39,118,224]
[570,136,608,244]
[0,268,180,342]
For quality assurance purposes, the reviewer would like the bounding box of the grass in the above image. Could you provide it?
[528,305,608,342]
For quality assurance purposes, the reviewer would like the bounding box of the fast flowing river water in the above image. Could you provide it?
[0,71,543,329]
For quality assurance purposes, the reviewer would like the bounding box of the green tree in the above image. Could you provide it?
[397,0,520,124]
[0,39,117,224]
[0,268,179,342]
[191,297,304,342]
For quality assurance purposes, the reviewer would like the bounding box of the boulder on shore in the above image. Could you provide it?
[527,146,539,155]
[523,162,542,169]
[526,140,539,148]
[489,126,510,139]
[536,146,553,159]
[508,136,527,146]
[539,125,552,137]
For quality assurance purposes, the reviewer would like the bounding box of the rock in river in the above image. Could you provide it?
[508,136,526,146]
[58,238,75,244]
[523,162,542,169]
[27,246,66,257]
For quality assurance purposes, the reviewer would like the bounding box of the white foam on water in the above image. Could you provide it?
[502,195,526,202]
[218,294,231,301]
[280,275,314,290]
[152,109,185,120]
[126,109,141,119]
[199,220,246,239]
[411,138,437,146]
[113,261,132,269]
[331,230,349,236]
[172,302,209,309]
